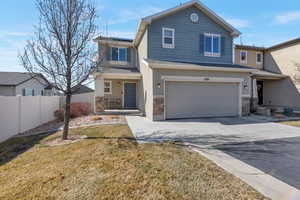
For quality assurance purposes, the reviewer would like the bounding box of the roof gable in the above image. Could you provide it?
[267,37,300,51]
[134,0,240,46]
[0,72,49,86]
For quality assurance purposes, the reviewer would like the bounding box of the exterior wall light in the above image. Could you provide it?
[157,83,161,88]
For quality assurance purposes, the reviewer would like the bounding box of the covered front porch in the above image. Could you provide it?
[93,68,142,113]
[251,70,288,113]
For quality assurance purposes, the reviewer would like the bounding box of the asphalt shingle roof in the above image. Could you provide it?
[159,59,254,70]
[71,84,94,94]
[0,72,38,86]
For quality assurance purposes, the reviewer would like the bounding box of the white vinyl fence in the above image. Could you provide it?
[60,92,95,112]
[0,96,60,142]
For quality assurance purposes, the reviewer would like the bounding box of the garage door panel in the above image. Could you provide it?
[166,81,239,119]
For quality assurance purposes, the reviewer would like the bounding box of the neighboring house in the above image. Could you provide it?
[92,0,293,121]
[0,72,56,96]
[235,45,265,70]
[236,38,300,109]
[71,84,94,94]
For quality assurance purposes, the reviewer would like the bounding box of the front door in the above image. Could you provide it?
[257,81,264,105]
[124,82,136,108]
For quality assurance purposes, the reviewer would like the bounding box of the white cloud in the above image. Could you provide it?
[97,30,136,39]
[225,18,250,28]
[107,6,162,25]
[0,30,31,37]
[275,11,300,24]
[0,33,29,71]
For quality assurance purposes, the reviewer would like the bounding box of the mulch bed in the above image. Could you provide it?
[17,115,127,137]
[44,135,87,146]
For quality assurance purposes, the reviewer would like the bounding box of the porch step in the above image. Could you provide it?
[100,109,143,116]
[256,106,272,116]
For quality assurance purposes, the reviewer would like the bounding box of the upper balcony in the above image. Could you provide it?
[94,36,137,72]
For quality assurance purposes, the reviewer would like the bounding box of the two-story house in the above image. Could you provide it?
[93,0,291,120]
[235,38,300,112]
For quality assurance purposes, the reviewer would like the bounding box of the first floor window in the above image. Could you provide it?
[240,51,247,63]
[204,33,221,57]
[256,52,263,64]
[104,81,112,94]
[162,27,175,48]
[22,88,35,96]
[111,47,127,62]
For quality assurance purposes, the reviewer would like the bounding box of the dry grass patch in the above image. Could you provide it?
[280,120,300,128]
[0,125,268,200]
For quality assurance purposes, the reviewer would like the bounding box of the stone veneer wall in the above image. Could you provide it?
[153,96,251,120]
[153,96,164,120]
[95,96,105,112]
[242,97,251,116]
[252,97,259,112]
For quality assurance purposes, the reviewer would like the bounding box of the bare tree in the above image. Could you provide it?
[20,0,97,140]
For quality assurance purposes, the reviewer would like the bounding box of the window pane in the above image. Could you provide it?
[119,48,126,61]
[164,30,173,37]
[164,37,173,44]
[213,36,220,53]
[241,52,246,60]
[257,53,261,62]
[104,82,110,87]
[104,88,110,93]
[111,47,118,61]
[205,36,212,52]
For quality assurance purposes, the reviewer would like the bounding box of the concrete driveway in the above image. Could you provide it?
[126,116,300,147]
[126,116,300,200]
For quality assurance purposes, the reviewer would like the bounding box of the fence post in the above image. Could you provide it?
[39,96,42,125]
[17,96,22,134]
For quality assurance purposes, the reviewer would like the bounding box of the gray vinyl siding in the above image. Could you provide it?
[15,78,48,96]
[0,85,16,96]
[148,6,233,64]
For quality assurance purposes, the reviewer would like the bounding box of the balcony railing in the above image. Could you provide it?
[104,97,122,109]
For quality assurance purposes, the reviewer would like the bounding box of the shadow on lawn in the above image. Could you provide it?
[0,132,55,166]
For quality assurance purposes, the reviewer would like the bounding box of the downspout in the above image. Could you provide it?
[250,74,254,113]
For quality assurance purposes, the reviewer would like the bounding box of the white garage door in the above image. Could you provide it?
[165,81,240,119]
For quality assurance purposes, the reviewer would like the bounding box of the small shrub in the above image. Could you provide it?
[110,115,120,120]
[54,109,64,121]
[54,102,91,121]
[91,116,103,121]
[70,102,91,118]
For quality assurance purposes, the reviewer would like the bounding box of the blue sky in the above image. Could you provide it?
[1,0,300,72]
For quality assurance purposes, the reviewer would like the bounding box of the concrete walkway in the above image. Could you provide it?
[126,115,300,200]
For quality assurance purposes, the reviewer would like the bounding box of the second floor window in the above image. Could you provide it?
[111,47,127,62]
[240,51,247,64]
[256,52,263,64]
[204,33,221,57]
[162,28,175,48]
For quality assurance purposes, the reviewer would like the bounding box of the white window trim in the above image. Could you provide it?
[256,52,263,65]
[111,47,127,62]
[204,33,221,57]
[104,81,112,94]
[240,50,247,64]
[162,27,175,49]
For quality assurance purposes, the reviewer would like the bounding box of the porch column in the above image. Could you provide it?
[94,75,105,113]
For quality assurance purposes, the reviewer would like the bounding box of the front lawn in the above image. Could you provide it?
[280,120,300,128]
[0,125,268,200]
